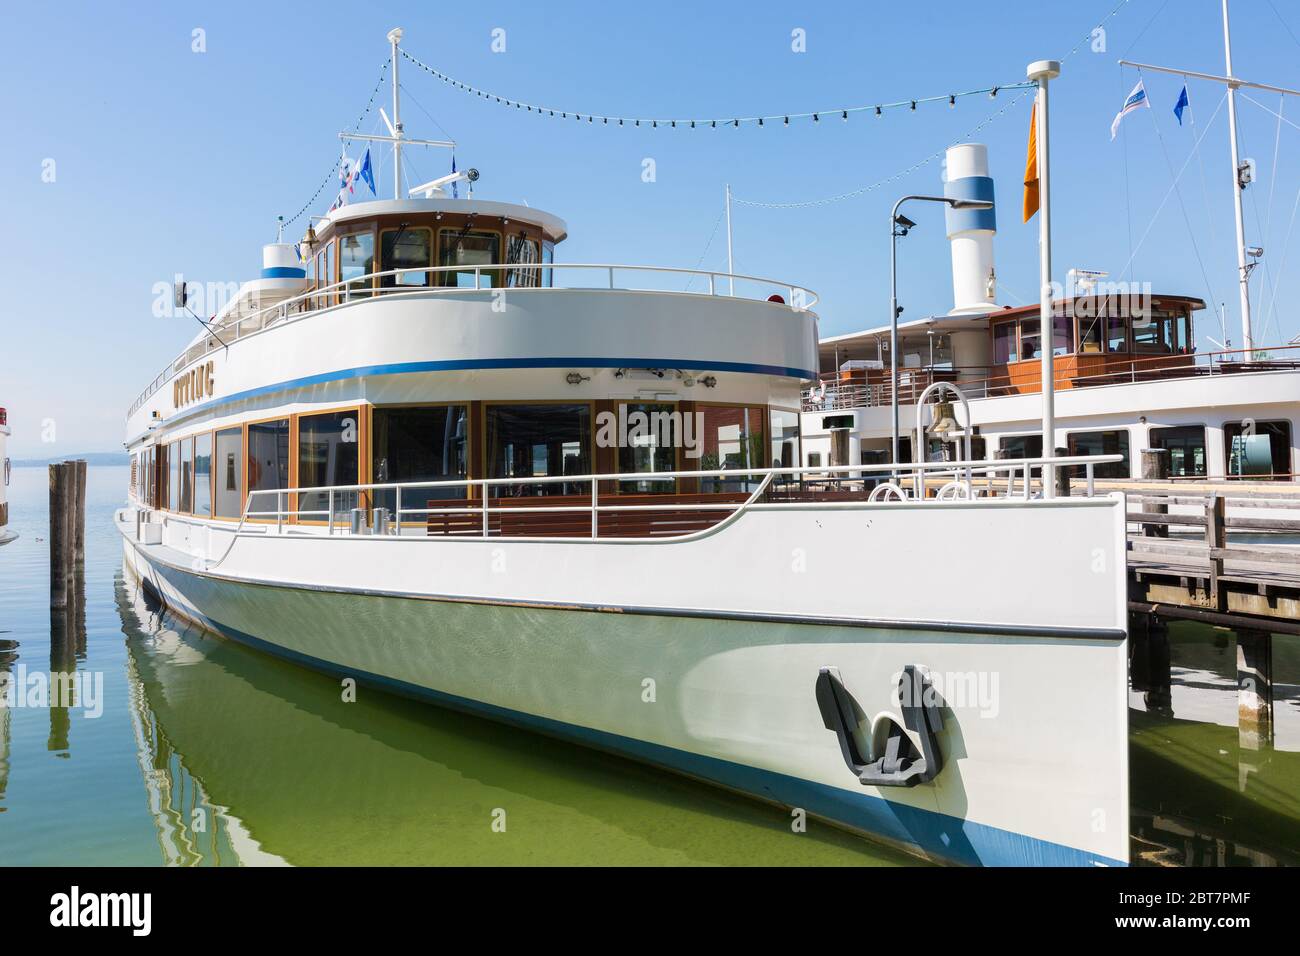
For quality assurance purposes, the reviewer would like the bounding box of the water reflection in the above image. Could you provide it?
[1129,621,1300,866]
[114,564,906,867]
[0,636,15,805]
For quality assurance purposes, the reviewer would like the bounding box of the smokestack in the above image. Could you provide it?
[944,143,997,314]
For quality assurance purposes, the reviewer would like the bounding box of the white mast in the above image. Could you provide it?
[1221,0,1252,353]
[388,27,404,200]
[1120,1,1300,355]
[1029,59,1061,497]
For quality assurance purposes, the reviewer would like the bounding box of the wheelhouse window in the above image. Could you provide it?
[1077,313,1104,353]
[1150,425,1207,478]
[614,403,680,494]
[315,240,336,307]
[167,441,180,512]
[505,233,540,288]
[992,321,1018,364]
[1224,420,1293,480]
[178,436,194,513]
[439,229,500,287]
[541,240,555,288]
[247,419,290,515]
[213,426,243,518]
[1020,319,1042,361]
[372,406,469,514]
[339,230,375,299]
[1106,314,1130,353]
[1066,429,1130,478]
[1131,312,1176,354]
[698,405,764,493]
[486,404,590,496]
[297,410,360,520]
[380,226,433,288]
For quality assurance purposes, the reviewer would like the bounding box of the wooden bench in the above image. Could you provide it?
[425,492,753,538]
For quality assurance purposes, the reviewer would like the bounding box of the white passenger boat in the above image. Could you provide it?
[117,29,1131,866]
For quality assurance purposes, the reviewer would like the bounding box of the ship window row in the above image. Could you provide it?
[312,224,556,300]
[990,310,1194,364]
[133,402,803,519]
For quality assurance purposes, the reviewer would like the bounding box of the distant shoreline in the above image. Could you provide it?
[11,453,129,467]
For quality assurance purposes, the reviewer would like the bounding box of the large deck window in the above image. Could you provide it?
[439,229,500,288]
[297,410,360,519]
[770,409,801,470]
[698,405,765,493]
[380,226,433,288]
[1150,425,1207,478]
[178,437,194,513]
[615,403,680,494]
[541,240,555,288]
[339,230,375,299]
[1066,429,1130,478]
[1224,420,1293,480]
[1131,312,1177,354]
[193,432,213,517]
[486,404,590,496]
[213,427,243,518]
[167,441,180,512]
[372,406,468,514]
[247,419,290,515]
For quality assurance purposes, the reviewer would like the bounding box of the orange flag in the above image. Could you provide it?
[1023,103,1039,223]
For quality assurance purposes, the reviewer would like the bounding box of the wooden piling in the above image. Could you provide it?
[1054,446,1071,498]
[1139,449,1169,537]
[48,459,86,609]
[1236,628,1274,751]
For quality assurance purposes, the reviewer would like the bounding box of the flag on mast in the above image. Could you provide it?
[1110,80,1149,140]
[1023,103,1039,223]
[451,154,459,199]
[1173,84,1189,126]
[357,148,376,195]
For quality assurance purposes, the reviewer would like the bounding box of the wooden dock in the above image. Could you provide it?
[1121,483,1300,753]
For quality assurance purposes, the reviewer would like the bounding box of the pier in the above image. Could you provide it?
[1123,483,1300,752]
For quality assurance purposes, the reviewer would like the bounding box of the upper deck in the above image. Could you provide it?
[127,196,820,441]
[804,293,1300,411]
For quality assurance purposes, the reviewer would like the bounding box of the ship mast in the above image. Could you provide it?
[339,29,456,200]
[1120,0,1300,354]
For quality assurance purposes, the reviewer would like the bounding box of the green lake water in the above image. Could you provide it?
[0,465,1296,865]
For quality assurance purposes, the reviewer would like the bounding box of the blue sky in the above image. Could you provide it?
[4,0,1300,456]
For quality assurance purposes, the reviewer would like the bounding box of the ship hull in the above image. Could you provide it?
[121,512,1130,867]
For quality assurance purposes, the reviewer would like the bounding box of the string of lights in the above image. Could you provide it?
[280,59,391,229]
[399,48,1030,129]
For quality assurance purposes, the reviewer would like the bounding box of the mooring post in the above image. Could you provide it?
[1054,446,1071,498]
[71,459,87,570]
[1236,628,1274,751]
[1128,610,1151,691]
[48,462,71,609]
[1140,448,1169,537]
[1205,494,1227,612]
[1144,614,1172,716]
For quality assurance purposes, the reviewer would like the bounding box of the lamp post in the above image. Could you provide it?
[889,195,993,471]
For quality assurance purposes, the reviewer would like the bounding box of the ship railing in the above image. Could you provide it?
[801,343,1300,412]
[202,454,1122,567]
[128,263,819,418]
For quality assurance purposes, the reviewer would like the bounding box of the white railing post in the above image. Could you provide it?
[608,267,615,289]
[277,491,283,533]
[395,486,401,534]
[1086,462,1095,498]
[708,274,716,296]
[481,483,490,537]
[474,267,481,290]
[591,479,599,538]
[328,489,335,535]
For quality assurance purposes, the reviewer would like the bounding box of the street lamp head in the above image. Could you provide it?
[948,198,994,211]
[892,212,917,235]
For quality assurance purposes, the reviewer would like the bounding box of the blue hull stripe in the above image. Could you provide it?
[145,563,1124,868]
[135,356,817,439]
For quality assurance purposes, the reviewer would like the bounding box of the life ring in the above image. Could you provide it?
[868,482,907,502]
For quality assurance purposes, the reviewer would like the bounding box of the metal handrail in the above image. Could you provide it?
[129,262,820,417]
[803,343,1300,411]
[196,454,1122,568]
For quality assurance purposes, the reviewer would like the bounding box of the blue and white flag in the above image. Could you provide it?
[357,147,376,195]
[1110,79,1149,140]
[1173,84,1189,126]
[450,154,458,199]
